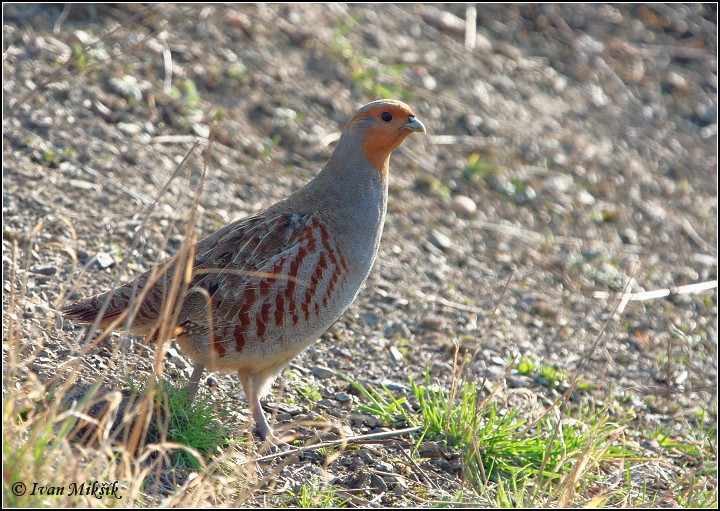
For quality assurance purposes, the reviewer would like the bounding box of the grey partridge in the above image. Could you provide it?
[62,99,426,441]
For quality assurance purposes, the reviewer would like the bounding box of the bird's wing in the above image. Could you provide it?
[174,208,314,337]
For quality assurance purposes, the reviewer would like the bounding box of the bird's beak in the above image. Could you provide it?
[403,116,427,134]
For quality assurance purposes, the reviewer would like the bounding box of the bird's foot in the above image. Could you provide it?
[254,426,294,454]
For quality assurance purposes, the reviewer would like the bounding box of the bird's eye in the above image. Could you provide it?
[380,111,393,122]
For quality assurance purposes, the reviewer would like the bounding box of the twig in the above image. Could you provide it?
[471,219,584,246]
[419,6,465,37]
[159,31,173,94]
[53,3,71,34]
[606,35,713,61]
[465,5,477,50]
[682,216,714,254]
[592,280,717,302]
[395,440,442,491]
[636,43,713,61]
[425,500,487,508]
[333,489,382,508]
[253,425,423,463]
[427,134,504,147]
[413,289,485,315]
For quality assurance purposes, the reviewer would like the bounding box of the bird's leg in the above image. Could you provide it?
[240,370,288,450]
[185,362,204,401]
[250,393,274,441]
[250,393,291,452]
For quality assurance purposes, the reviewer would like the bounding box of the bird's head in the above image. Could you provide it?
[345,99,426,179]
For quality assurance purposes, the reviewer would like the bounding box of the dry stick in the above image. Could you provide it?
[594,52,641,107]
[593,280,717,303]
[471,219,585,247]
[6,239,21,384]
[159,30,173,94]
[426,500,487,508]
[394,440,443,492]
[446,342,463,434]
[628,41,712,61]
[252,425,423,463]
[682,216,715,254]
[413,288,485,315]
[427,134,505,148]
[52,3,72,33]
[464,4,477,50]
[333,490,382,508]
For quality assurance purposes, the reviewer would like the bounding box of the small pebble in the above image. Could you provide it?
[166,349,189,370]
[349,412,371,426]
[357,449,374,464]
[30,264,57,276]
[89,252,115,270]
[450,195,477,216]
[69,179,101,191]
[620,228,638,245]
[311,366,335,379]
[576,189,595,205]
[389,345,404,364]
[118,122,142,135]
[429,229,452,251]
[376,460,394,472]
[316,399,337,409]
[369,473,388,494]
[333,391,352,403]
[418,441,442,458]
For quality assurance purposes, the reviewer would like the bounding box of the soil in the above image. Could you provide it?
[3,3,717,506]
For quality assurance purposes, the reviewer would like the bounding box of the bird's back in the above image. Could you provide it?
[62,162,387,372]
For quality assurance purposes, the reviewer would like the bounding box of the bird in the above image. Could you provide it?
[62,99,426,443]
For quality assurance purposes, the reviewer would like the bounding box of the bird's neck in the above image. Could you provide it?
[310,133,389,210]
[282,133,389,280]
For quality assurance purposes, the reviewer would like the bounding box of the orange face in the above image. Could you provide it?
[348,100,426,177]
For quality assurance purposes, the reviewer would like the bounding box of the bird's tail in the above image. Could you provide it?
[61,291,125,327]
[61,267,179,335]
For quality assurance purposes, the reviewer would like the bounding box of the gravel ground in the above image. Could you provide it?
[3,3,717,505]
